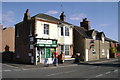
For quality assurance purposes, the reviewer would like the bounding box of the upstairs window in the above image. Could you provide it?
[61,27,64,36]
[65,27,69,36]
[102,37,105,43]
[93,36,96,40]
[29,23,32,36]
[16,28,19,37]
[44,24,49,35]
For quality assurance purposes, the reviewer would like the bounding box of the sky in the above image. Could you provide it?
[1,2,119,41]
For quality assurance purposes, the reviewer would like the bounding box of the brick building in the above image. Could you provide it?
[2,27,15,52]
[15,9,73,64]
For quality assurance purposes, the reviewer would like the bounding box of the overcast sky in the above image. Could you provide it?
[1,2,118,41]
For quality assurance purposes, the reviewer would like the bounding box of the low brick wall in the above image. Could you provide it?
[2,51,15,62]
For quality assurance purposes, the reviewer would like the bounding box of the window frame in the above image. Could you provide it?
[29,23,33,36]
[60,45,70,55]
[60,26,64,36]
[44,24,49,35]
[65,27,69,36]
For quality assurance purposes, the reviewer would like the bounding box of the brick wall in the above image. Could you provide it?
[15,19,35,64]
[73,28,85,61]
[2,27,15,52]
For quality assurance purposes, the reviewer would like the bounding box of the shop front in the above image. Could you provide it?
[35,39,58,64]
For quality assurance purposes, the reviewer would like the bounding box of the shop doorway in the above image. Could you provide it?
[37,48,56,64]
[37,48,45,63]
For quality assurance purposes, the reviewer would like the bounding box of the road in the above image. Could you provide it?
[2,60,120,78]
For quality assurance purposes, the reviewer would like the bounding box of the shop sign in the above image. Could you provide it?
[37,39,52,44]
[52,40,57,45]
[36,44,58,47]
[36,44,44,47]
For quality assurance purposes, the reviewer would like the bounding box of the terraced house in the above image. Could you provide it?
[15,9,73,65]
[73,18,118,61]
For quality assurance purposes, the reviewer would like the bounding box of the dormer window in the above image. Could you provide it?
[93,36,96,40]
[102,37,105,43]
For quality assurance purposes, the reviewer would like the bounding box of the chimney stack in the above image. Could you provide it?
[23,9,31,21]
[60,12,66,21]
[80,18,90,31]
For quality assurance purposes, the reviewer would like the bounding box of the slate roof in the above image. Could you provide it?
[32,13,72,25]
[105,37,118,43]
[74,26,91,38]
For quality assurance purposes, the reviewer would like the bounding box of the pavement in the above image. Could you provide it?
[2,58,119,69]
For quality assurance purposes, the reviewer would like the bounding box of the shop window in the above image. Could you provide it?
[65,27,69,36]
[44,24,49,35]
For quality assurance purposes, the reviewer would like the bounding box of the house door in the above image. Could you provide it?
[107,49,109,59]
[86,49,89,61]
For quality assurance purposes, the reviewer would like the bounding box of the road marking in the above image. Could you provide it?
[90,66,98,69]
[105,71,111,74]
[47,70,77,76]
[22,69,30,70]
[3,70,11,72]
[113,69,118,72]
[96,74,103,77]
[2,64,19,69]
[13,69,21,71]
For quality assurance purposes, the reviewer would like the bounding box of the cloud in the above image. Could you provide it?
[46,10,59,15]
[2,11,16,27]
[70,13,87,21]
[100,24,109,27]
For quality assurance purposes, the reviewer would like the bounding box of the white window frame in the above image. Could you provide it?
[65,27,69,36]
[102,49,105,55]
[93,36,96,40]
[30,44,34,49]
[44,24,49,35]
[102,37,105,43]
[60,26,64,36]
[60,45,70,56]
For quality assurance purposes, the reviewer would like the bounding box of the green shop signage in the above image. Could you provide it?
[36,39,58,47]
